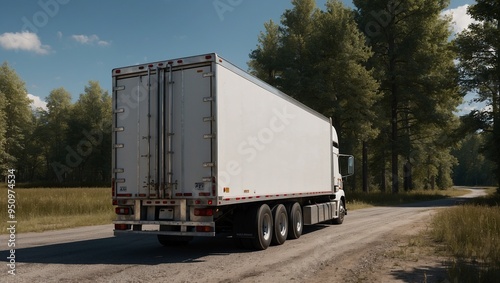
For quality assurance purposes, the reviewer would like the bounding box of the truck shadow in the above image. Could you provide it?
[1,235,243,265]
[0,228,324,265]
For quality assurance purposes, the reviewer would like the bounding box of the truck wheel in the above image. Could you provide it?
[287,202,303,239]
[332,200,345,225]
[157,235,192,246]
[271,204,288,245]
[251,204,273,250]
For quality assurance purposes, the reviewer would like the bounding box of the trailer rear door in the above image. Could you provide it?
[112,63,214,200]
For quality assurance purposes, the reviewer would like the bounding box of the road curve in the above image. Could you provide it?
[0,188,487,283]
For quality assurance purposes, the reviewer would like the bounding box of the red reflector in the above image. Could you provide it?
[177,60,183,64]
[158,63,164,66]
[112,200,118,205]
[205,55,212,59]
[148,64,154,68]
[194,208,213,216]
[167,61,173,65]
[114,224,130,230]
[138,66,144,70]
[196,226,212,232]
[208,199,213,205]
[115,69,121,74]
[115,207,131,215]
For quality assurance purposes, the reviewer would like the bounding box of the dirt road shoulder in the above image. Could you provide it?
[314,210,452,283]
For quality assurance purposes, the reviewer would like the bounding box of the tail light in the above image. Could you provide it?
[196,226,213,232]
[115,207,132,215]
[114,224,130,230]
[194,208,213,216]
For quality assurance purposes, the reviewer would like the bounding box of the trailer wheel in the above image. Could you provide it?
[287,202,303,239]
[251,204,273,250]
[332,200,345,225]
[271,204,288,245]
[157,235,192,246]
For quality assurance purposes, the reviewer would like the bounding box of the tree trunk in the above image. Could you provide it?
[363,141,368,192]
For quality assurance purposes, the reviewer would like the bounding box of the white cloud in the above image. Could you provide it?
[28,94,48,111]
[71,34,111,46]
[442,5,478,34]
[0,31,51,55]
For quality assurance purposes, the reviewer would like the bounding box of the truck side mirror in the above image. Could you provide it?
[347,156,354,176]
[338,154,354,177]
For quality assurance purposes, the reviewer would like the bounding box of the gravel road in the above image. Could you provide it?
[0,187,486,283]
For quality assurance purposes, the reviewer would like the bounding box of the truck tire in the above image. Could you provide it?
[157,235,192,246]
[287,202,303,239]
[271,204,288,245]
[332,200,345,225]
[251,204,273,250]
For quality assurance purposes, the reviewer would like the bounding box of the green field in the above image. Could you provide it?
[0,185,114,234]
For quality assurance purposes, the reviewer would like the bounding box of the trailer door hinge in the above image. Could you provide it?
[113,86,125,91]
[203,72,214,78]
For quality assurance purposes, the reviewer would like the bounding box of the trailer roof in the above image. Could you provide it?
[112,53,332,126]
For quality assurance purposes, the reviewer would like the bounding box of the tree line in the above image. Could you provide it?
[248,0,499,191]
[0,62,111,186]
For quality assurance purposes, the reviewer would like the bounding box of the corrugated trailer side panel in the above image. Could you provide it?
[215,61,333,202]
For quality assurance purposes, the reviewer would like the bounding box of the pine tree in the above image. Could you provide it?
[354,0,461,192]
[454,0,500,185]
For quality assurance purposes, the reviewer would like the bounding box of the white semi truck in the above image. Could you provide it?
[111,53,353,250]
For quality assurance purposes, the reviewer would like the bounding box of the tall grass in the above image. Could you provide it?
[0,186,114,234]
[431,189,500,282]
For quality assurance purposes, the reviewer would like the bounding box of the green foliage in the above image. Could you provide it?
[59,81,112,184]
[0,63,111,185]
[453,134,497,186]
[0,62,34,179]
[354,0,461,192]
[454,0,500,185]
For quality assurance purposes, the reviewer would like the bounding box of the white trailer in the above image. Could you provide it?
[112,53,353,250]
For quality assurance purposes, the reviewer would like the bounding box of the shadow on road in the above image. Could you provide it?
[1,234,244,265]
[0,226,327,265]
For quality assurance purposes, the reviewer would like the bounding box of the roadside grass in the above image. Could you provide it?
[347,187,467,210]
[430,188,500,282]
[0,185,114,234]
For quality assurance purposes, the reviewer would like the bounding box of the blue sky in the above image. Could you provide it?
[0,0,475,111]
